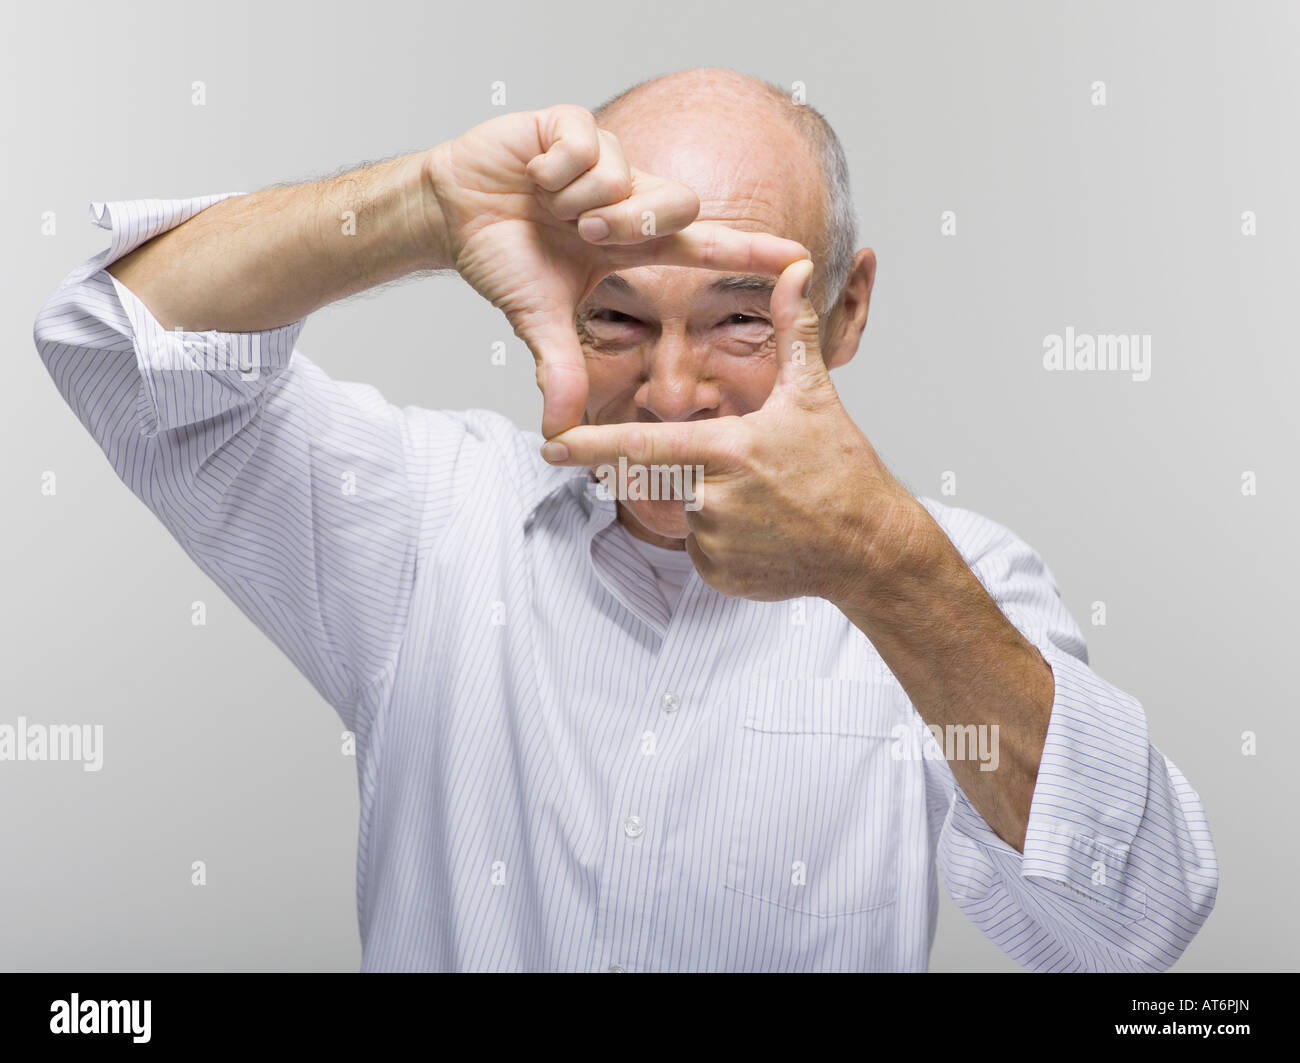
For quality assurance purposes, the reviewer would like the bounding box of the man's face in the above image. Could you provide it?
[577,111,828,544]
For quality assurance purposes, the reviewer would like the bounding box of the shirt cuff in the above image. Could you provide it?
[942,637,1151,922]
[90,195,307,436]
[91,194,245,265]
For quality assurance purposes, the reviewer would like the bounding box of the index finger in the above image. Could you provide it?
[603,220,811,278]
[542,419,723,469]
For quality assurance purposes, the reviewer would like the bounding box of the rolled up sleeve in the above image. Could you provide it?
[922,498,1219,971]
[33,195,457,736]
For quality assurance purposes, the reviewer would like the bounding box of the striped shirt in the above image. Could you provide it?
[33,194,1219,971]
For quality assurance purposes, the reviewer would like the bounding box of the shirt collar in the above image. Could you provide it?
[522,461,598,530]
[519,459,682,638]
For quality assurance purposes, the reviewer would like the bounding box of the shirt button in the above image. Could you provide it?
[606,964,627,973]
[623,815,644,839]
[660,692,680,713]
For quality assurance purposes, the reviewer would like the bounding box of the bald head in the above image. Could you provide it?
[592,68,857,318]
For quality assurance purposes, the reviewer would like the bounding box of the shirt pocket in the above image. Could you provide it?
[722,674,904,918]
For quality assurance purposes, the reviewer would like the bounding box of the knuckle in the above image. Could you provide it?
[715,418,752,464]
[622,426,648,464]
[555,105,599,160]
[579,167,629,208]
[575,140,601,170]
[603,170,633,202]
[552,103,594,125]
[700,229,718,266]
[539,189,579,221]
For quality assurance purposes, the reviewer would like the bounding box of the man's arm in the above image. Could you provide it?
[832,500,1053,853]
[105,152,446,333]
[103,107,809,433]
[912,501,1218,971]
[35,106,810,729]
[34,190,453,733]
[545,256,1219,970]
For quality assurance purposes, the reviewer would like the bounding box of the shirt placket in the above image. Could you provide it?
[583,495,718,973]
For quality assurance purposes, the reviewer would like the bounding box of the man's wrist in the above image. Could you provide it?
[826,489,951,621]
[415,142,457,273]
[317,150,451,274]
[361,149,453,275]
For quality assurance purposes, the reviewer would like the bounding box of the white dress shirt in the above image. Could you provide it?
[33,194,1219,971]
[617,523,698,613]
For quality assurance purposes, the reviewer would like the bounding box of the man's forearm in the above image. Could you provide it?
[106,150,446,333]
[832,502,1055,853]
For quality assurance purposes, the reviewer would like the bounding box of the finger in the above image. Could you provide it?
[769,257,829,388]
[513,312,590,438]
[572,168,701,245]
[541,418,720,469]
[682,531,710,572]
[604,220,810,277]
[538,130,634,222]
[524,106,601,192]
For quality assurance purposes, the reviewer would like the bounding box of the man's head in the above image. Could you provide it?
[578,67,877,544]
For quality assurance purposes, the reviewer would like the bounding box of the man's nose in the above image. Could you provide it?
[637,334,718,423]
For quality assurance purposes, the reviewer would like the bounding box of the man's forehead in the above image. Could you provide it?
[599,113,826,249]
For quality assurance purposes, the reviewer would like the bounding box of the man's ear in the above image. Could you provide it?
[821,248,877,370]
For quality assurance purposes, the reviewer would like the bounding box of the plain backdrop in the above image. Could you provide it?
[3,0,1296,971]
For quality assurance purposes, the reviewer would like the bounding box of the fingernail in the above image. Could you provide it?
[541,441,569,463]
[801,262,815,299]
[578,216,610,242]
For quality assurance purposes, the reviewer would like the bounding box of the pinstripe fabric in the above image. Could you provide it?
[32,195,1218,972]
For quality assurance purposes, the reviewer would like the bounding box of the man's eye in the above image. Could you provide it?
[724,314,768,326]
[590,310,639,324]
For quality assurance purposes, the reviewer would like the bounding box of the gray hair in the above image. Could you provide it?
[592,72,858,319]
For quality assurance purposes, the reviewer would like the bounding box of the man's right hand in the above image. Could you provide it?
[425,105,811,438]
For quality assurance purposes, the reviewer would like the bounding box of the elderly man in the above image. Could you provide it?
[34,67,1216,972]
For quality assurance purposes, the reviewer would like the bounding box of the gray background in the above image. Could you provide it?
[3,0,1295,971]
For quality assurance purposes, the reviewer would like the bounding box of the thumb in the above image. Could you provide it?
[768,258,829,396]
[513,311,590,439]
